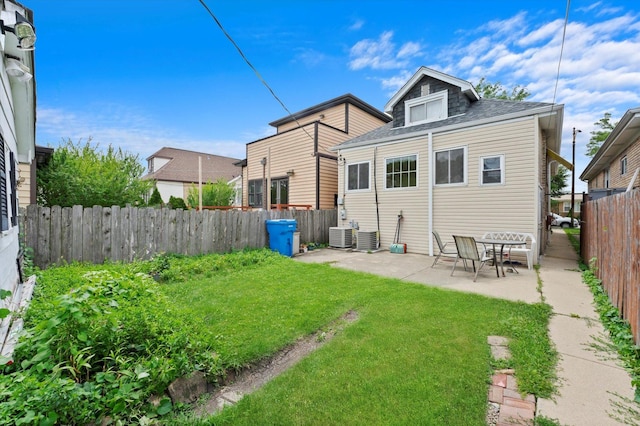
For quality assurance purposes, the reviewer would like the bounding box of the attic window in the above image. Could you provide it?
[421,84,430,96]
[404,90,448,126]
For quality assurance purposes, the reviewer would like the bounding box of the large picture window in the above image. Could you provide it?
[386,155,417,189]
[404,90,448,126]
[248,179,263,207]
[435,147,466,185]
[480,155,505,185]
[347,162,370,191]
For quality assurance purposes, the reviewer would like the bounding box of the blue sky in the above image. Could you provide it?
[26,0,640,192]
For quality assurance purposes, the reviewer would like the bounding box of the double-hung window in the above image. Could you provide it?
[248,179,263,207]
[404,90,448,126]
[434,147,466,185]
[621,156,627,175]
[480,155,505,185]
[347,162,370,191]
[386,155,417,189]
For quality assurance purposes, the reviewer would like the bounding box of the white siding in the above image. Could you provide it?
[156,180,184,203]
[338,117,541,261]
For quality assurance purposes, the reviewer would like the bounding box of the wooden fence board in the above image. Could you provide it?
[24,206,336,269]
[582,190,640,344]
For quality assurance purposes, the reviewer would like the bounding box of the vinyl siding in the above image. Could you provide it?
[247,126,317,208]
[346,105,389,137]
[338,117,541,258]
[318,156,338,209]
[17,162,30,207]
[277,104,347,133]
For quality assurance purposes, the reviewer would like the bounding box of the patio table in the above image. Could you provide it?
[476,238,523,277]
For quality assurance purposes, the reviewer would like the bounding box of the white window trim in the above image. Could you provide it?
[433,145,468,187]
[384,154,419,190]
[404,90,448,127]
[345,161,371,193]
[479,154,505,186]
[621,156,627,175]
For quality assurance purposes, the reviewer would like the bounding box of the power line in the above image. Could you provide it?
[197,0,315,142]
[550,0,571,108]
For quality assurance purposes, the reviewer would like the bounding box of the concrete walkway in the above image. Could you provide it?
[294,230,637,425]
[537,231,636,425]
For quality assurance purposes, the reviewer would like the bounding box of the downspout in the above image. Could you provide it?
[428,132,433,256]
[373,146,380,248]
[314,122,320,209]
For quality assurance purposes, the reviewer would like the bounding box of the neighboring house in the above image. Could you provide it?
[580,107,640,198]
[331,67,565,263]
[17,145,53,208]
[143,147,241,204]
[551,193,582,215]
[240,94,390,210]
[0,0,37,292]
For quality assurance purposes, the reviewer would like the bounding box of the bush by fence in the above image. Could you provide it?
[22,205,337,269]
[581,190,640,344]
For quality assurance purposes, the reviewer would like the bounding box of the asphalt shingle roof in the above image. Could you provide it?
[333,98,556,150]
[143,147,242,183]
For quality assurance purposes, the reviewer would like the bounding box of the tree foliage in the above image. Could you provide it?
[186,178,235,208]
[550,165,569,197]
[474,77,530,101]
[37,139,152,207]
[585,112,617,158]
[148,187,163,206]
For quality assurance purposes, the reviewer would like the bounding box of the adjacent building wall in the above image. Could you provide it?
[588,135,640,191]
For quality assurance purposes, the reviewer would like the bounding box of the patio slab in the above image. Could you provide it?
[295,248,541,304]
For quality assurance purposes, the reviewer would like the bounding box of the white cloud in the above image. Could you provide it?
[349,19,364,31]
[348,31,422,70]
[379,69,414,93]
[36,106,248,167]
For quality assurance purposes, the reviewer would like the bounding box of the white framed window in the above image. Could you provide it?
[385,155,417,189]
[434,146,467,186]
[604,168,610,188]
[621,156,627,175]
[479,155,505,185]
[346,161,370,191]
[404,90,448,126]
[563,202,571,213]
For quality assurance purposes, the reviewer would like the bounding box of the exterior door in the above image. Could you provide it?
[271,178,289,206]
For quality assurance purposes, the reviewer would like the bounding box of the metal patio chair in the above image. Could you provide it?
[431,230,464,268]
[450,235,493,282]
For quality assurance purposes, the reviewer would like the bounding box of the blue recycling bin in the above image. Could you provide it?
[265,219,297,257]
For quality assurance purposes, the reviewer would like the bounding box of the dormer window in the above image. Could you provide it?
[404,90,448,126]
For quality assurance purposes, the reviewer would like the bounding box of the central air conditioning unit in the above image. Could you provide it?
[329,227,353,248]
[357,231,378,251]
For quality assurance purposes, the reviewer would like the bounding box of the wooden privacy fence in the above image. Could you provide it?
[22,205,337,269]
[581,190,640,344]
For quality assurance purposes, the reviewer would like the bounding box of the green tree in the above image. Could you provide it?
[168,196,187,210]
[586,112,617,158]
[186,178,235,208]
[37,138,152,207]
[474,77,530,100]
[148,186,163,206]
[550,165,569,197]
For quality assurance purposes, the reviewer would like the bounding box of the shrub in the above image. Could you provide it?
[168,196,187,210]
[0,269,222,424]
[148,186,163,206]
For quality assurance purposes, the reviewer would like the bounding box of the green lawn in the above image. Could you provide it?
[158,251,556,425]
[17,250,557,425]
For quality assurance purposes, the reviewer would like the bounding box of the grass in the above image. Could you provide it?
[25,250,557,424]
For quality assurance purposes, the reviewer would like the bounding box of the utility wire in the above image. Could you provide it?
[197,0,315,142]
[545,0,571,136]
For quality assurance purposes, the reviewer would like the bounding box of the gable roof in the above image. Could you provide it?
[144,147,241,183]
[268,93,390,128]
[580,107,640,181]
[332,98,562,151]
[384,67,480,113]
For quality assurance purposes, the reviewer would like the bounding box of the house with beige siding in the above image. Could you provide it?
[331,67,564,264]
[16,145,53,208]
[143,147,241,204]
[580,107,640,196]
[241,94,390,210]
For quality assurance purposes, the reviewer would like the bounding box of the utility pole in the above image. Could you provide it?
[571,127,582,227]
